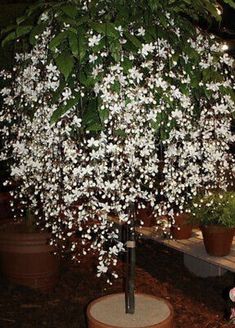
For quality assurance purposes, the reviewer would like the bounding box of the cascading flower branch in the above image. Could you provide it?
[0,0,235,281]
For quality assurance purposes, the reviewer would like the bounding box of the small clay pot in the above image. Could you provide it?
[87,293,174,328]
[201,225,235,257]
[0,223,59,292]
[170,213,193,240]
[136,204,155,227]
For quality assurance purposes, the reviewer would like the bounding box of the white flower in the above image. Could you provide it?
[171,109,183,120]
[137,27,145,36]
[88,34,102,47]
[62,88,72,101]
[40,13,49,22]
[97,262,108,275]
[141,43,155,57]
[46,63,59,74]
[89,54,98,63]
[128,67,143,82]
[115,26,123,34]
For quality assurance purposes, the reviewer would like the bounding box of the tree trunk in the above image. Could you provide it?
[125,203,136,314]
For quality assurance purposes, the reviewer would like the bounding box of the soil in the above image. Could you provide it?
[0,238,234,328]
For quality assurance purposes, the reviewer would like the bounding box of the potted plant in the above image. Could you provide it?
[0,208,60,292]
[170,212,193,240]
[191,192,235,257]
[136,201,156,228]
[0,0,234,326]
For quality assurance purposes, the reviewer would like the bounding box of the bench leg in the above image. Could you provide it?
[184,254,227,277]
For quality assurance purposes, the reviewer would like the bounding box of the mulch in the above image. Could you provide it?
[0,238,234,328]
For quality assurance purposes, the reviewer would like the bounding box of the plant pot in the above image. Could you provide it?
[87,293,174,328]
[170,213,193,240]
[0,223,59,292]
[201,225,235,257]
[136,204,155,228]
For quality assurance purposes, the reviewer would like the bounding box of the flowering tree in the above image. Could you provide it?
[0,0,235,314]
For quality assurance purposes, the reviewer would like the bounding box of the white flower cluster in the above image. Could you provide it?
[0,16,234,279]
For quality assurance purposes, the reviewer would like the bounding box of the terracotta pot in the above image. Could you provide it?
[201,225,235,257]
[0,223,59,292]
[87,293,174,328]
[136,204,155,228]
[170,213,192,240]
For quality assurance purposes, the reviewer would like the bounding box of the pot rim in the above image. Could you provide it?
[86,292,174,328]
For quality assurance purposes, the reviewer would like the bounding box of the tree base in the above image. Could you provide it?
[87,293,174,328]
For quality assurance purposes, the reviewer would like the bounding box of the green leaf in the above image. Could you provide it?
[77,15,89,26]
[124,32,142,49]
[122,58,133,74]
[78,32,87,62]
[56,15,89,27]
[223,0,235,9]
[25,1,44,17]
[16,25,33,38]
[151,113,163,131]
[55,51,74,81]
[86,122,103,132]
[90,22,119,38]
[99,108,109,123]
[148,0,159,10]
[111,80,120,93]
[110,40,121,62]
[204,1,221,21]
[29,23,45,45]
[90,22,106,34]
[79,70,94,87]
[114,129,127,137]
[83,98,100,129]
[61,5,78,18]
[16,15,27,25]
[1,31,16,47]
[51,80,66,103]
[1,24,17,35]
[49,31,68,51]
[68,31,79,57]
[50,94,80,124]
[159,15,168,28]
[105,23,119,38]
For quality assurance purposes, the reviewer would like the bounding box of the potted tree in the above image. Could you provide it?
[0,0,234,326]
[191,191,235,257]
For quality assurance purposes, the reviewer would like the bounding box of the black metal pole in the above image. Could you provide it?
[125,202,136,314]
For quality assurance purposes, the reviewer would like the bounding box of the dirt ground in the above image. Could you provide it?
[0,238,234,328]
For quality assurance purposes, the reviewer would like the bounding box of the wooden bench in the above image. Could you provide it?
[109,215,235,277]
[137,226,235,277]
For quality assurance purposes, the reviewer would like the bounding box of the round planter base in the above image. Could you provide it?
[87,293,174,328]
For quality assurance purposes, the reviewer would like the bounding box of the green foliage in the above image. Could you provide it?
[82,98,102,131]
[191,192,235,228]
[1,0,235,123]
[50,93,80,124]
[223,0,235,9]
[54,50,74,81]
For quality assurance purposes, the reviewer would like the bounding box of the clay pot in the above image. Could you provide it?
[87,293,174,328]
[0,223,59,292]
[170,213,193,240]
[201,225,235,257]
[136,204,155,228]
